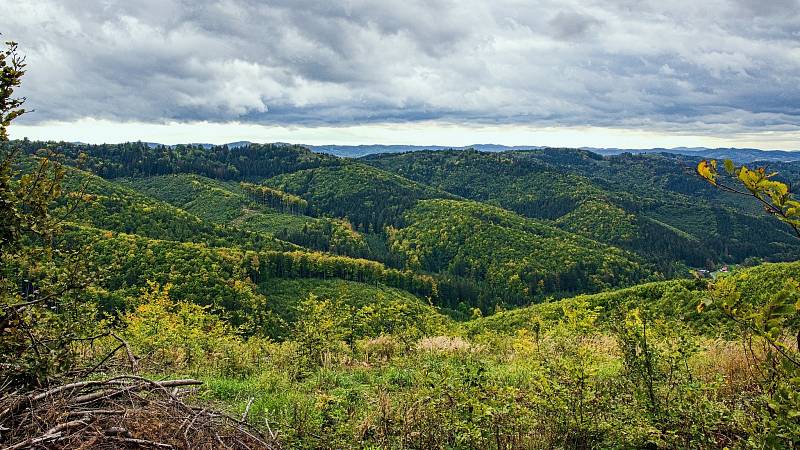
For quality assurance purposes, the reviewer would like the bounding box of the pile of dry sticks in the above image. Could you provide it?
[0,375,280,449]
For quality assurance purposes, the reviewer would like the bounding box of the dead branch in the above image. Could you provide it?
[105,436,175,448]
[110,333,139,375]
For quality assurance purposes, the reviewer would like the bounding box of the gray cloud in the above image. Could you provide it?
[1,0,799,134]
[547,11,602,40]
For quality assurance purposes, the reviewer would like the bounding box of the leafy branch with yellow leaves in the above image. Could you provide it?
[697,159,800,238]
[696,158,800,440]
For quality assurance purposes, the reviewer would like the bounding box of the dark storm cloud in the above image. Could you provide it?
[1,0,799,133]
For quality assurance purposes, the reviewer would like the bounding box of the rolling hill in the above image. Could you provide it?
[20,140,800,316]
[122,174,371,258]
[365,149,800,270]
[388,199,652,310]
[56,163,291,252]
[263,163,455,232]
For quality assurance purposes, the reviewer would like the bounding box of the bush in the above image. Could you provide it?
[357,335,402,363]
[121,282,246,374]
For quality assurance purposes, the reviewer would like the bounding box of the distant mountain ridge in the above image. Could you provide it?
[307,144,800,163]
[307,144,547,158]
[74,140,800,163]
[142,140,254,149]
[584,146,800,163]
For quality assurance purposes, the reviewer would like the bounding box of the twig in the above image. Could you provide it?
[0,379,108,422]
[66,409,124,417]
[264,416,277,441]
[110,333,139,374]
[242,397,254,422]
[199,408,273,448]
[105,436,174,448]
[82,343,125,378]
[1,433,61,450]
[184,408,206,446]
[44,417,91,436]
[72,378,201,405]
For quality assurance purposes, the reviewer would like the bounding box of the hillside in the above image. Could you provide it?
[263,163,455,232]
[389,199,652,310]
[20,140,800,310]
[40,148,663,315]
[64,224,440,337]
[17,140,340,180]
[123,174,371,258]
[468,261,800,336]
[56,163,291,252]
[365,149,800,269]
[259,278,451,340]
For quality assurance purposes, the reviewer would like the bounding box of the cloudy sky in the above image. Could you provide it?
[2,0,799,148]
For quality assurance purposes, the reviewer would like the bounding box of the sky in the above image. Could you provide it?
[1,0,799,149]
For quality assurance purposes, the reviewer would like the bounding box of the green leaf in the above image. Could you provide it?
[723,159,735,175]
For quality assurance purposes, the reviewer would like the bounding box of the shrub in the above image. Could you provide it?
[121,282,244,374]
[356,335,402,363]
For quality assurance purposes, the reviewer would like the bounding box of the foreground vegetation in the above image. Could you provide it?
[78,262,799,448]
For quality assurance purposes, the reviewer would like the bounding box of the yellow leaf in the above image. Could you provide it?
[737,166,759,190]
[697,160,717,184]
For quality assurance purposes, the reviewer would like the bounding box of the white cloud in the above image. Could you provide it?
[0,0,798,140]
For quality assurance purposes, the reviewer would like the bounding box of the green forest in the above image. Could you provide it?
[3,41,800,449]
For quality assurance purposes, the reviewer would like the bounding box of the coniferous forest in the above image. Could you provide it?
[2,40,800,449]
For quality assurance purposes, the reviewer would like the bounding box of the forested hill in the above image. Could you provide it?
[364,148,800,271]
[14,139,800,315]
[15,140,341,180]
